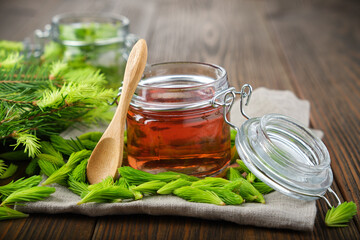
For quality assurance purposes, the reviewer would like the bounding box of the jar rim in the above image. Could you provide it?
[138,62,227,90]
[129,62,230,111]
[52,12,130,27]
[51,12,130,46]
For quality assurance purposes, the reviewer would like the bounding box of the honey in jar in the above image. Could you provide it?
[126,62,231,176]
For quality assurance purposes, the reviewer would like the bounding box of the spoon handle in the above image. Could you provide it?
[114,39,148,168]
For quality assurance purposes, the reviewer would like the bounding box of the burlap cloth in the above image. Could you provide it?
[15,88,320,231]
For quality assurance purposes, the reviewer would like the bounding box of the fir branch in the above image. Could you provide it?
[325,202,357,227]
[246,172,256,184]
[12,132,41,157]
[39,141,63,161]
[227,167,243,181]
[236,159,250,174]
[0,175,42,197]
[1,186,55,206]
[37,153,65,167]
[197,186,244,205]
[88,176,114,191]
[49,61,68,80]
[132,180,167,194]
[0,65,114,155]
[252,182,274,195]
[116,178,143,200]
[0,52,23,68]
[118,166,180,185]
[191,177,229,188]
[71,159,88,183]
[0,40,23,51]
[41,150,90,186]
[50,135,85,156]
[0,98,37,106]
[25,158,40,176]
[174,186,225,206]
[231,178,265,204]
[157,178,192,195]
[77,186,134,205]
[68,176,89,196]
[0,160,6,176]
[38,159,59,177]
[0,150,29,161]
[0,163,18,179]
[0,206,28,221]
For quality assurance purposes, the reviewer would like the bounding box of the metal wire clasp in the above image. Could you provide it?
[318,188,342,208]
[210,84,253,130]
[108,87,123,105]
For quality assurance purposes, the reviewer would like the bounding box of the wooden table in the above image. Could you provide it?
[0,0,359,239]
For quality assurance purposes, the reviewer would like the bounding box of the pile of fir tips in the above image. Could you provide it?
[0,132,357,227]
[0,40,116,160]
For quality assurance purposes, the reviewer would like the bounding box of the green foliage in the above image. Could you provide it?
[236,159,250,174]
[132,180,167,194]
[0,163,18,179]
[246,172,256,184]
[191,177,229,188]
[174,186,225,206]
[231,178,265,203]
[156,171,199,182]
[0,52,23,69]
[0,206,28,221]
[227,167,243,181]
[25,158,40,176]
[0,160,6,176]
[41,150,90,186]
[0,40,24,52]
[0,150,29,161]
[37,154,65,167]
[77,131,103,142]
[157,178,192,195]
[39,141,63,161]
[197,186,244,205]
[252,182,274,195]
[78,186,134,205]
[118,166,180,185]
[68,176,89,197]
[1,186,55,206]
[38,159,60,177]
[12,132,41,158]
[325,202,357,227]
[0,61,115,157]
[116,178,143,200]
[41,41,63,62]
[0,175,42,198]
[71,159,88,183]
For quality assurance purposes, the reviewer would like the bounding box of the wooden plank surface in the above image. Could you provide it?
[0,0,359,239]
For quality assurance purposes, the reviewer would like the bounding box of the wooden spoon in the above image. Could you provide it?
[86,39,148,184]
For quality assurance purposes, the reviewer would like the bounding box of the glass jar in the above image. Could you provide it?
[34,13,137,89]
[123,61,340,206]
[126,62,231,176]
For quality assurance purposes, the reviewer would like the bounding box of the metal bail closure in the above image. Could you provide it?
[222,84,341,209]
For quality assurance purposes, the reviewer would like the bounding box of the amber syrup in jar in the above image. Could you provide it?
[126,62,231,176]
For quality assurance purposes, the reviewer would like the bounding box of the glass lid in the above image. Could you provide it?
[213,84,336,202]
[235,113,333,201]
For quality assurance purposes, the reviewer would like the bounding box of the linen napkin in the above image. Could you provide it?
[15,88,319,231]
